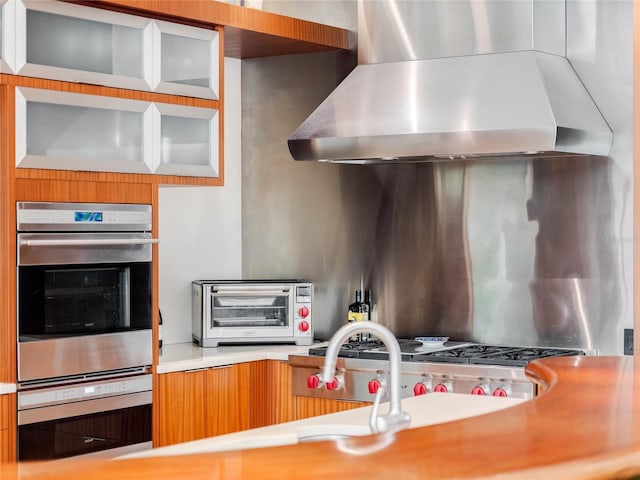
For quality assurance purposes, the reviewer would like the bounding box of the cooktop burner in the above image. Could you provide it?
[309,340,584,366]
[413,344,584,366]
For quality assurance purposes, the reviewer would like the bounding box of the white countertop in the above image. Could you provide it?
[123,392,524,458]
[0,383,16,395]
[158,342,324,374]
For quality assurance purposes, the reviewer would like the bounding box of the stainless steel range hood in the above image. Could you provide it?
[288,1,613,164]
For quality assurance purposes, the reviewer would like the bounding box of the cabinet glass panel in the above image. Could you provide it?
[161,33,209,88]
[154,103,219,177]
[16,87,153,174]
[26,10,142,78]
[17,0,152,90]
[153,21,219,100]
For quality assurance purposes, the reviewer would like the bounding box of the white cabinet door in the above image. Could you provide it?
[15,0,153,90]
[153,102,219,177]
[152,20,219,100]
[16,87,154,174]
[0,0,16,73]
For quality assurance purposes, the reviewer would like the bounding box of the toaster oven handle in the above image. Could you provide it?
[20,238,160,247]
[212,285,291,295]
[211,290,291,297]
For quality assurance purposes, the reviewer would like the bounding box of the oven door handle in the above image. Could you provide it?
[19,238,160,247]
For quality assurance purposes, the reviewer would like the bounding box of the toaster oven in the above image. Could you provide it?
[191,280,313,347]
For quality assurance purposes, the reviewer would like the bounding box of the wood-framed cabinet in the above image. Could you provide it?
[156,360,297,447]
[0,393,15,463]
[157,363,252,446]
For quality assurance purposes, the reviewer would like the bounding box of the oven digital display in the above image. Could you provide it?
[74,211,103,222]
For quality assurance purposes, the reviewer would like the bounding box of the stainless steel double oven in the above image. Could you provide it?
[16,202,156,461]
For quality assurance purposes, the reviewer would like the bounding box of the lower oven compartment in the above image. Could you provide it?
[17,372,152,461]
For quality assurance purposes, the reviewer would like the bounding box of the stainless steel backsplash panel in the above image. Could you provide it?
[241,0,632,353]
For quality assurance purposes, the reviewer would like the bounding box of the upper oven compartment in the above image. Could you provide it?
[16,202,157,383]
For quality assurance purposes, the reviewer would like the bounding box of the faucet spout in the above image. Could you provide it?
[322,322,411,434]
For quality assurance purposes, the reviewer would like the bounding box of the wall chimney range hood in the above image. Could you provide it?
[288,1,613,164]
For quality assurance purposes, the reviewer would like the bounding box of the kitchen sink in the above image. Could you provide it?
[296,424,371,443]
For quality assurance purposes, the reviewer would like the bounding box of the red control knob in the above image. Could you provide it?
[368,379,381,394]
[306,374,321,389]
[298,306,310,318]
[413,383,429,396]
[325,377,340,391]
[471,386,487,396]
[434,384,448,393]
[493,387,508,397]
[298,320,310,332]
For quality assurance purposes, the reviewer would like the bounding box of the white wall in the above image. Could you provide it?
[158,57,242,345]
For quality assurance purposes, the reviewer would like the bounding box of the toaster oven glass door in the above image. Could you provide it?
[211,290,290,329]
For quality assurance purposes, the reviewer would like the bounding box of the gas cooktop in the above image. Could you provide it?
[308,339,585,367]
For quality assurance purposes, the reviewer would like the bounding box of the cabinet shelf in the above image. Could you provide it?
[70,0,354,58]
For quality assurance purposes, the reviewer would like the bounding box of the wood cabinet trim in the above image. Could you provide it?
[71,0,352,58]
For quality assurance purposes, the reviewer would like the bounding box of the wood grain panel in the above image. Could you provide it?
[0,394,16,464]
[295,397,368,421]
[272,361,296,424]
[15,179,155,204]
[0,74,219,108]
[248,360,296,428]
[206,364,250,437]
[157,370,208,446]
[72,0,352,58]
[0,85,16,384]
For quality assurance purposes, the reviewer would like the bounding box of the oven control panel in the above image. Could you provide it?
[18,374,152,410]
[17,202,152,231]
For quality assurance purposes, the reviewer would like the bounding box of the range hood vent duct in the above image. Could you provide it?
[288,3,612,164]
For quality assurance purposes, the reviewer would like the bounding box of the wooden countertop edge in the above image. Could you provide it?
[7,356,640,479]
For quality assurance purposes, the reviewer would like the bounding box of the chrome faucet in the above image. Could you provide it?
[322,322,411,434]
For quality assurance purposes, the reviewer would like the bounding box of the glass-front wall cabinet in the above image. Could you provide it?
[16,0,153,90]
[155,103,219,177]
[16,87,219,177]
[16,87,152,174]
[13,0,219,97]
[153,20,219,100]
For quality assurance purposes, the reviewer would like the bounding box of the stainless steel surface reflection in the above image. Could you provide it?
[242,0,632,354]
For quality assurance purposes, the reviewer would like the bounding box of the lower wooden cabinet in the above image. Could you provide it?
[157,360,368,447]
[0,394,16,463]
[157,360,297,447]
[158,363,251,446]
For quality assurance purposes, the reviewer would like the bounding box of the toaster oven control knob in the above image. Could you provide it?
[298,306,310,318]
[298,321,310,333]
[368,379,382,394]
[493,386,510,398]
[413,382,431,396]
[307,374,322,389]
[325,376,343,391]
[434,383,449,393]
[471,385,489,396]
